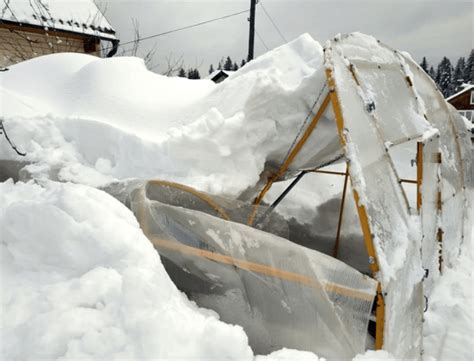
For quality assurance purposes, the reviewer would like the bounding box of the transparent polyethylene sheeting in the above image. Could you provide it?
[128,182,377,359]
[327,34,426,358]
[402,57,473,269]
[420,134,441,293]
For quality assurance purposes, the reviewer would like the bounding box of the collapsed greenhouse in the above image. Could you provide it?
[0,32,472,360]
[103,34,472,360]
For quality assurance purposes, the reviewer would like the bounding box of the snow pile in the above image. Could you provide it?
[0,34,337,196]
[0,180,253,360]
[423,230,474,361]
[255,348,323,361]
[352,350,395,360]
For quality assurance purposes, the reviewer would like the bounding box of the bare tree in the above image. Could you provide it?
[159,53,185,76]
[114,18,159,70]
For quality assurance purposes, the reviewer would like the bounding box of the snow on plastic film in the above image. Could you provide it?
[116,180,378,359]
[325,33,430,358]
[419,134,442,293]
[400,54,473,270]
[324,32,473,359]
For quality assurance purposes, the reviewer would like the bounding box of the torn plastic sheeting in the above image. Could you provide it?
[128,181,377,359]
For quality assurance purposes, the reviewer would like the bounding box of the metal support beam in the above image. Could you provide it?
[254,171,307,226]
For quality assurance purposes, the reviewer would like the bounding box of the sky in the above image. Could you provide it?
[99,0,474,75]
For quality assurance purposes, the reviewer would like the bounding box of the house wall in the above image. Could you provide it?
[448,90,474,111]
[0,25,100,68]
[448,89,474,124]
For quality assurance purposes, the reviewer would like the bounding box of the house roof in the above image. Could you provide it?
[446,84,474,101]
[207,70,235,82]
[0,0,116,40]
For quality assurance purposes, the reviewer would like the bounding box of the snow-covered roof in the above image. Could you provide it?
[446,84,474,101]
[207,70,235,81]
[0,0,116,40]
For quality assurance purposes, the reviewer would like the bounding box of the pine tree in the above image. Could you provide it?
[223,56,233,71]
[420,57,429,73]
[178,68,186,77]
[240,59,246,67]
[217,58,223,70]
[187,68,201,80]
[436,57,455,97]
[187,68,194,79]
[232,62,239,71]
[209,64,214,75]
[464,49,474,84]
[452,57,466,92]
[428,66,436,81]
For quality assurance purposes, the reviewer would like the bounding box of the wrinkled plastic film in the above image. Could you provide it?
[130,182,377,359]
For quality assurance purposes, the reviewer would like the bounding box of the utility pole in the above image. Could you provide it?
[247,0,257,62]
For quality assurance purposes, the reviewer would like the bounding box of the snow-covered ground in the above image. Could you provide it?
[0,33,472,360]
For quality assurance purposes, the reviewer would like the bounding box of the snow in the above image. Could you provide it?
[0,180,253,360]
[255,348,324,360]
[1,0,116,40]
[0,31,472,361]
[422,226,474,361]
[0,34,339,196]
[445,83,474,101]
[353,350,395,360]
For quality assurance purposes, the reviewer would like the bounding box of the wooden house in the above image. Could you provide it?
[0,0,119,68]
[447,84,474,125]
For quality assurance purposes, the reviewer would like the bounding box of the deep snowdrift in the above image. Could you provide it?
[0,33,339,196]
[0,180,254,359]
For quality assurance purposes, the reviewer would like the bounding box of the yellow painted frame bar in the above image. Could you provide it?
[148,236,375,301]
[148,180,231,221]
[325,67,385,350]
[247,93,331,225]
[416,142,423,212]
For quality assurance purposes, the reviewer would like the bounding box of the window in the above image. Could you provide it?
[458,110,474,122]
[466,111,473,122]
[470,91,474,105]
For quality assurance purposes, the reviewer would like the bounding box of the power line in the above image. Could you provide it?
[255,29,269,51]
[259,0,287,43]
[103,9,250,52]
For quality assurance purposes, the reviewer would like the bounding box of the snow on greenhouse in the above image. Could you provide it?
[0,32,472,360]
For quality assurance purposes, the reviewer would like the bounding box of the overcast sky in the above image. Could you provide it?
[99,0,473,75]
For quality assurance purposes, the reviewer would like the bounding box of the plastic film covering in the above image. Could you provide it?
[419,135,442,292]
[128,181,377,359]
[283,70,343,173]
[399,54,473,269]
[328,34,431,146]
[326,34,426,358]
